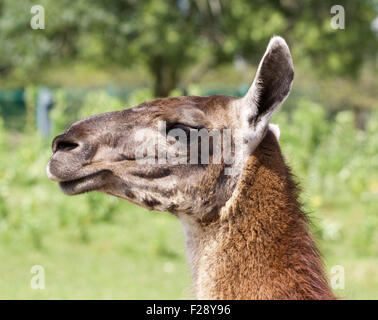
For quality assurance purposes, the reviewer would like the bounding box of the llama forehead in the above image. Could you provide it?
[129,95,235,126]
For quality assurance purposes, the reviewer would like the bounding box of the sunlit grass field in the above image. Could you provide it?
[0,201,377,299]
[0,203,191,299]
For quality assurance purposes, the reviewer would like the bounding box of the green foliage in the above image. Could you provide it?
[79,91,123,119]
[23,86,37,132]
[49,89,69,135]
[0,0,376,95]
[275,99,330,174]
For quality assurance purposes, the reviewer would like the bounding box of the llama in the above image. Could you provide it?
[47,36,336,299]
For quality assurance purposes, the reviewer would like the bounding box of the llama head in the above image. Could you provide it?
[47,36,294,219]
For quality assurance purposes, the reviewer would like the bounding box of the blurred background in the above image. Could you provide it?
[0,0,377,299]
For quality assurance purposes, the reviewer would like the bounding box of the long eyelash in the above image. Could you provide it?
[167,123,204,131]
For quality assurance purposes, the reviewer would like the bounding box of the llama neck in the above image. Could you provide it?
[180,131,335,300]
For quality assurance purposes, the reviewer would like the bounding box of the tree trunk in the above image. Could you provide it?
[149,56,179,97]
[353,106,369,130]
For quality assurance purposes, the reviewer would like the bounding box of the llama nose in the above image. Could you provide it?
[52,134,80,153]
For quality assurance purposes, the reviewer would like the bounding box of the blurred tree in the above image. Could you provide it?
[0,0,377,96]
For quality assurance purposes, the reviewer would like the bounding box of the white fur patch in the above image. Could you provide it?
[269,123,280,140]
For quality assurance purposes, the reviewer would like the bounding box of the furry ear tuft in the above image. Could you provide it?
[244,36,294,120]
[239,36,293,154]
[269,123,280,140]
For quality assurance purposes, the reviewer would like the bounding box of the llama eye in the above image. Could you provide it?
[167,124,190,142]
[166,123,202,143]
[169,123,204,131]
[167,123,199,135]
[172,124,191,132]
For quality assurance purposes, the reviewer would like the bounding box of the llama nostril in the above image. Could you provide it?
[53,139,79,153]
[52,133,82,153]
[56,141,79,152]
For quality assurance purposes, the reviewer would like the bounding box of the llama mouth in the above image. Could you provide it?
[59,170,110,195]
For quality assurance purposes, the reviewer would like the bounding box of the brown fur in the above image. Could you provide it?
[184,131,335,299]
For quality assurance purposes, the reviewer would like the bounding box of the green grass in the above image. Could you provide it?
[318,203,378,300]
[0,203,191,299]
[0,198,377,299]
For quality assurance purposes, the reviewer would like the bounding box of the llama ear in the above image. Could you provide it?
[240,36,294,152]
